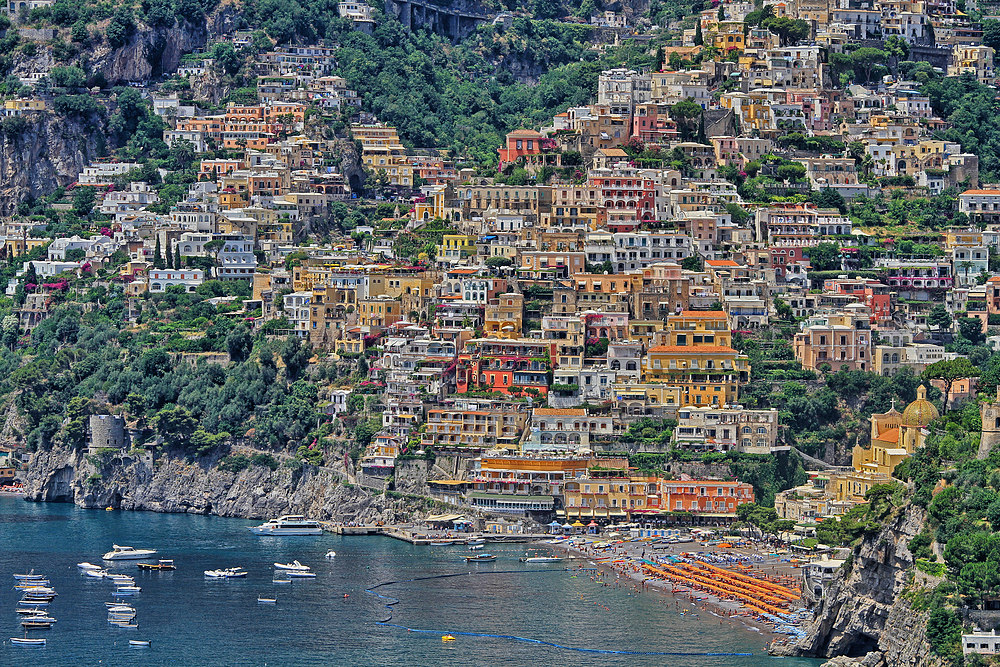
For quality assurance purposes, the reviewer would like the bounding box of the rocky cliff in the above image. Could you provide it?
[90,21,208,85]
[0,111,104,215]
[773,504,934,666]
[22,446,424,524]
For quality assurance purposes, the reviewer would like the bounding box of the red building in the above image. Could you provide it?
[590,167,656,232]
[455,338,551,396]
[497,129,561,171]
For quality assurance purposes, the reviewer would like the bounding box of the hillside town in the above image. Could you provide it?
[2,0,1000,538]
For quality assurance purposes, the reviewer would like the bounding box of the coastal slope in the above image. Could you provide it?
[21,446,418,524]
[773,504,932,666]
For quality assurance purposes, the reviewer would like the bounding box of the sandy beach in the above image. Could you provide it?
[551,535,813,645]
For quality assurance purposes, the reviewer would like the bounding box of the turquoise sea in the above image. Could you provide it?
[0,496,823,666]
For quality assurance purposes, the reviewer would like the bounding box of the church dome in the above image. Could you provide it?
[901,385,939,427]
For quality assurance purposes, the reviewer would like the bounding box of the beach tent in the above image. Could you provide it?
[562,522,573,533]
[587,521,599,534]
[548,520,563,534]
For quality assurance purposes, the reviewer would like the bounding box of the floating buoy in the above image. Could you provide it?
[442,635,456,642]
[343,593,349,598]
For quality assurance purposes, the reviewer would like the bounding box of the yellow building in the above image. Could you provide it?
[830,387,938,503]
[436,234,475,263]
[643,311,749,406]
[4,99,45,114]
[484,293,523,338]
[351,124,413,188]
[357,296,401,329]
[712,21,746,53]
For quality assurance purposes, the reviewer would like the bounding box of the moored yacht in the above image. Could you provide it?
[249,516,323,536]
[102,545,157,560]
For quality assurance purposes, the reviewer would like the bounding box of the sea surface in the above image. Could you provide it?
[0,496,823,666]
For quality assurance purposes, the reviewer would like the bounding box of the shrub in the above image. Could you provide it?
[250,453,279,471]
[218,454,251,473]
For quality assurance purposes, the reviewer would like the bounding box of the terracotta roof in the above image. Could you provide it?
[648,345,738,353]
[507,129,545,137]
[962,190,1000,195]
[677,310,727,318]
[705,260,740,267]
[533,408,587,416]
[873,427,901,445]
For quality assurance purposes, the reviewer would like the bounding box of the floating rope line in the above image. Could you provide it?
[365,569,754,658]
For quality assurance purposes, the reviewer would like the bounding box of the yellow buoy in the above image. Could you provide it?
[105,506,113,511]
[442,635,456,642]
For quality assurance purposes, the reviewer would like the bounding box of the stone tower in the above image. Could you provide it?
[979,387,1000,460]
[88,415,127,453]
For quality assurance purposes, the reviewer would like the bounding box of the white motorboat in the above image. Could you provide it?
[274,560,310,571]
[467,538,485,545]
[249,515,323,536]
[257,596,276,604]
[324,551,336,559]
[107,604,135,613]
[10,637,46,646]
[286,570,316,578]
[115,586,142,595]
[129,640,151,647]
[469,544,484,551]
[106,575,135,584]
[205,568,248,579]
[84,569,108,578]
[272,578,292,584]
[77,562,102,571]
[103,545,157,560]
[520,556,562,563]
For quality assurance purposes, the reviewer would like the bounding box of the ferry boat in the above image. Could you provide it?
[102,545,157,560]
[248,516,323,536]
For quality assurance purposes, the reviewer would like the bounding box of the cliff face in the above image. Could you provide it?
[22,447,420,524]
[90,21,208,85]
[0,112,104,214]
[774,505,933,666]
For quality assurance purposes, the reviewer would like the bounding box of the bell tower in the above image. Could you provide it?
[979,387,1000,460]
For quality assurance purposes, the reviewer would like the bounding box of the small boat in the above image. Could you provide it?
[84,569,108,578]
[274,560,310,571]
[467,538,485,545]
[429,540,453,546]
[520,556,562,563]
[257,596,277,604]
[17,600,49,608]
[465,553,497,562]
[77,562,102,571]
[111,622,138,629]
[14,580,50,589]
[137,559,175,571]
[12,572,45,581]
[129,640,151,647]
[442,635,456,642]
[115,586,142,594]
[469,544,484,551]
[286,570,317,578]
[205,568,248,579]
[21,620,53,629]
[102,545,157,561]
[249,515,323,536]
[10,637,46,646]
[325,551,336,559]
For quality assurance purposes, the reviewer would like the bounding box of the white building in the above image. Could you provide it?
[216,236,257,280]
[963,629,1000,656]
[148,269,204,293]
[77,162,142,186]
[283,291,312,338]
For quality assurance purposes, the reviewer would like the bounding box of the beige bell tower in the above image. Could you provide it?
[979,387,1000,459]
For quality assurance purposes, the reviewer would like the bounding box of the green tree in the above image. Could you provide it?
[681,255,703,271]
[958,317,986,344]
[670,98,704,141]
[281,335,310,381]
[926,607,962,657]
[927,304,952,331]
[805,242,840,271]
[153,237,164,269]
[225,325,252,363]
[923,358,977,409]
[153,404,197,449]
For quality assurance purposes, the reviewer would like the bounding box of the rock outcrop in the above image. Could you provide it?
[0,111,104,214]
[89,21,208,85]
[22,446,424,524]
[772,504,932,667]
